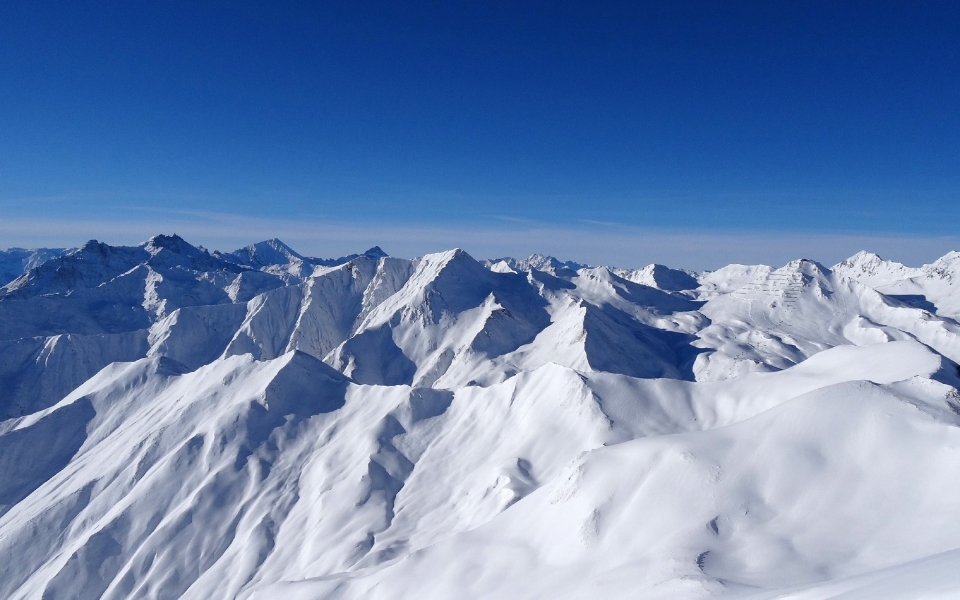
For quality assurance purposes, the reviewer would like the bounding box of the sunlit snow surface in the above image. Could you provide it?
[2,236,960,599]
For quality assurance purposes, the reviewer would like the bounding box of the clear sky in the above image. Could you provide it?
[1,1,958,269]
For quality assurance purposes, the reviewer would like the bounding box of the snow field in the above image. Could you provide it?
[1,237,960,598]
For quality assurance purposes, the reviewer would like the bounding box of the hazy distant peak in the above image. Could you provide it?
[363,246,388,258]
[484,253,586,275]
[834,250,895,272]
[614,263,699,291]
[143,233,194,254]
[228,238,304,267]
[0,246,70,287]
[832,250,921,287]
[262,238,303,257]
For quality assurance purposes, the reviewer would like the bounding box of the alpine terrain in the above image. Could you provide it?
[2,234,960,600]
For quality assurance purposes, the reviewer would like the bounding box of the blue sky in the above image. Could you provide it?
[1,1,958,268]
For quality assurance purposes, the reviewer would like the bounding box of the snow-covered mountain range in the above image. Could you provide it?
[2,235,960,599]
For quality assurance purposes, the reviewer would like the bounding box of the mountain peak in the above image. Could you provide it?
[834,251,887,271]
[928,250,960,267]
[229,238,304,269]
[143,233,193,254]
[923,251,960,281]
[782,258,830,276]
[850,250,884,262]
[832,251,921,288]
[429,247,474,265]
[263,238,302,256]
[142,234,232,273]
[484,253,585,274]
[619,263,699,291]
[78,238,104,251]
[363,246,388,258]
[71,239,116,258]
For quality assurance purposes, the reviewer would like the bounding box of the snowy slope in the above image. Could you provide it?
[834,250,960,319]
[1,237,960,599]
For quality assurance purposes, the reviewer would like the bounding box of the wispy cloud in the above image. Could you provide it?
[1,212,957,271]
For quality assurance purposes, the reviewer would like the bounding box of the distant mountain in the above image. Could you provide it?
[218,239,388,279]
[484,254,699,293]
[612,262,699,291]
[222,237,308,270]
[2,237,960,599]
[484,253,587,276]
[0,246,70,286]
[834,250,960,319]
